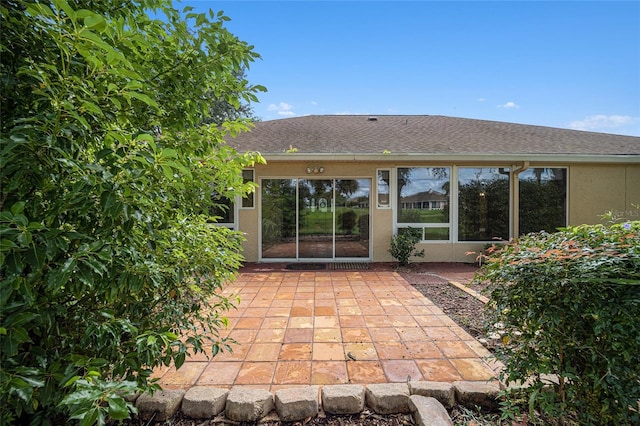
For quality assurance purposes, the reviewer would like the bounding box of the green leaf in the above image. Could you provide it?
[107,396,130,420]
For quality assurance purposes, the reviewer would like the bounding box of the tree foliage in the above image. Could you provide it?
[0,0,265,423]
[478,219,640,425]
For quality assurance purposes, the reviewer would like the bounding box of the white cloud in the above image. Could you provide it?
[267,102,296,116]
[498,101,519,109]
[311,101,318,106]
[477,98,486,102]
[568,114,639,131]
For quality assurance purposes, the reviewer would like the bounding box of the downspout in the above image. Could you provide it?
[511,161,530,238]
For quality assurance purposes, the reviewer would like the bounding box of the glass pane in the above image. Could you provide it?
[377,170,390,207]
[298,179,333,258]
[209,195,234,224]
[519,168,567,234]
[458,167,510,241]
[397,167,450,223]
[261,179,297,258]
[242,169,254,208]
[335,179,370,258]
[424,227,449,240]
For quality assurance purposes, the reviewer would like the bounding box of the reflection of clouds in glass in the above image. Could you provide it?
[401,168,449,197]
[458,167,510,184]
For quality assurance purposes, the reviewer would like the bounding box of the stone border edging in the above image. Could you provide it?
[448,280,489,304]
[134,380,501,424]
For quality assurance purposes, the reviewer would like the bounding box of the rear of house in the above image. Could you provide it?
[223,115,640,263]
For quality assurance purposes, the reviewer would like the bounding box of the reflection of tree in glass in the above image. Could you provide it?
[519,168,567,235]
[262,179,296,244]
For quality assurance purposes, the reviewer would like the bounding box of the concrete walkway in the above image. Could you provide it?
[153,266,498,392]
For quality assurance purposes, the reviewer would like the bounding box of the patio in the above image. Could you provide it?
[153,265,500,392]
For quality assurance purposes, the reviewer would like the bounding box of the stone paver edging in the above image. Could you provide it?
[134,380,501,423]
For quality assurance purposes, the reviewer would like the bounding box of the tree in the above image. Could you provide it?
[0,0,265,423]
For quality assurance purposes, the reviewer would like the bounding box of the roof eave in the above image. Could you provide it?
[259,152,640,164]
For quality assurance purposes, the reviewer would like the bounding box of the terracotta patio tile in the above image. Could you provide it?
[315,315,339,328]
[364,315,393,328]
[197,361,242,385]
[343,342,378,360]
[406,341,444,359]
[413,315,448,327]
[291,306,313,317]
[381,360,424,382]
[424,326,460,341]
[450,358,495,381]
[336,298,358,306]
[158,362,207,386]
[435,340,479,358]
[311,361,348,385]
[396,326,429,341]
[234,317,263,329]
[235,362,277,385]
[243,307,270,317]
[415,359,463,382]
[342,327,371,343]
[314,328,342,342]
[374,342,411,360]
[245,343,283,361]
[312,343,345,361]
[390,316,419,328]
[346,361,387,383]
[279,343,312,360]
[273,361,312,384]
[261,317,289,329]
[288,317,313,328]
[339,315,366,328]
[368,327,400,342]
[315,306,337,316]
[212,342,249,361]
[266,307,291,317]
[337,305,363,315]
[284,328,313,343]
[254,328,285,343]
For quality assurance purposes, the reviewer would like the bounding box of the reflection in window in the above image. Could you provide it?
[377,170,390,208]
[398,167,450,224]
[261,179,297,258]
[519,168,567,235]
[397,167,450,241]
[209,195,234,225]
[241,169,255,208]
[458,167,510,241]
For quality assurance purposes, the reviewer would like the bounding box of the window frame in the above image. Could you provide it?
[394,166,452,243]
[241,169,256,209]
[376,169,391,209]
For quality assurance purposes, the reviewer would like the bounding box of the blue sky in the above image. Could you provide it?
[182,1,640,136]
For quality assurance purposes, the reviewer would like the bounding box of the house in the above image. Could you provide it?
[224,115,640,263]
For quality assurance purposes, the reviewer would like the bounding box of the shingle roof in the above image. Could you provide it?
[227,115,640,158]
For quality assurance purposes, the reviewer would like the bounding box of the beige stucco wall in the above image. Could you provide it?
[239,160,640,263]
[569,164,640,225]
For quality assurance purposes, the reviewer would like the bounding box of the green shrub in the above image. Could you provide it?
[477,220,640,425]
[389,228,425,267]
[0,1,263,423]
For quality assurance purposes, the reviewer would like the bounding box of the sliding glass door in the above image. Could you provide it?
[261,178,370,260]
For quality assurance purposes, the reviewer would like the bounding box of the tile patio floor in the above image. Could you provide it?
[154,266,500,392]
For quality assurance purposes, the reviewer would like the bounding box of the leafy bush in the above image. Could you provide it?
[0,0,264,424]
[477,220,640,425]
[389,228,425,267]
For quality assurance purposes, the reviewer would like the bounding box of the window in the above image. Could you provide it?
[519,168,567,234]
[241,169,255,208]
[377,169,390,208]
[458,167,510,241]
[397,167,450,240]
[209,194,235,228]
